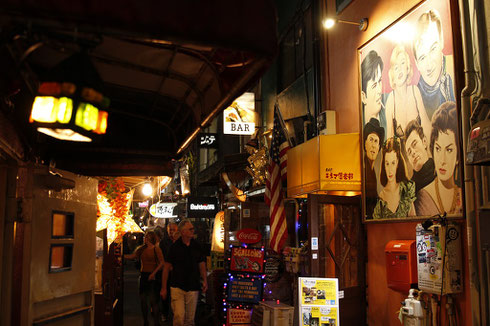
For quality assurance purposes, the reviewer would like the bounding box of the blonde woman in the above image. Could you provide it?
[385,45,431,140]
[125,231,164,326]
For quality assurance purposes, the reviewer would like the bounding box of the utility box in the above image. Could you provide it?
[385,240,418,292]
[416,223,463,294]
[252,301,294,326]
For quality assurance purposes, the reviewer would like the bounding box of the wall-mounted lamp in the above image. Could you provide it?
[322,18,368,31]
[29,52,110,142]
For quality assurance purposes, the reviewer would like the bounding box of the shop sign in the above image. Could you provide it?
[138,201,149,208]
[227,308,252,325]
[227,276,262,303]
[264,255,284,283]
[223,92,256,135]
[199,133,218,148]
[298,277,339,326]
[211,211,225,252]
[230,247,264,273]
[236,228,262,244]
[187,197,218,218]
[149,202,178,218]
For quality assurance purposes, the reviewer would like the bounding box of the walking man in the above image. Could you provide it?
[160,219,208,326]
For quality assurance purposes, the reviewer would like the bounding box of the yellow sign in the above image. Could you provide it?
[298,277,339,326]
[288,134,361,198]
[211,211,225,252]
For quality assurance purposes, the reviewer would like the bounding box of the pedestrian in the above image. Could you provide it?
[160,219,208,326]
[125,231,165,326]
[159,222,180,323]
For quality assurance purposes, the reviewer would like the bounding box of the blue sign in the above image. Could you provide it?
[227,276,262,303]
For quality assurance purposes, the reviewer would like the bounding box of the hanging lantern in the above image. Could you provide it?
[29,53,110,142]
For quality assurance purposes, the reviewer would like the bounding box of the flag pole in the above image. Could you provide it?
[274,102,294,148]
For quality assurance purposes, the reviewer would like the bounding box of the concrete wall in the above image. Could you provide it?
[30,166,98,325]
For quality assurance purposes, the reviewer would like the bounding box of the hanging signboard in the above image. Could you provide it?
[149,202,178,218]
[227,276,262,303]
[230,247,265,273]
[223,92,256,135]
[187,197,218,218]
[298,277,340,326]
[199,133,218,148]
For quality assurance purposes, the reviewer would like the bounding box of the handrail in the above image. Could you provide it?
[32,305,92,325]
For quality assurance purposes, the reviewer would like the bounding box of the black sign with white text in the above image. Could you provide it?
[186,197,218,218]
[199,133,218,148]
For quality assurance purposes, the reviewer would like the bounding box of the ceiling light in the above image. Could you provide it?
[142,183,153,197]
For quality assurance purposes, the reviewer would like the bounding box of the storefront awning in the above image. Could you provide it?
[287,134,361,198]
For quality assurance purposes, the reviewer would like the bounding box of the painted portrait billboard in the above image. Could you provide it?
[359,0,462,221]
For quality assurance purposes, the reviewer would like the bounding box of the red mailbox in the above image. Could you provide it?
[385,240,417,293]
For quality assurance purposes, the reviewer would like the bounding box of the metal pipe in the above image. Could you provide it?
[458,0,481,324]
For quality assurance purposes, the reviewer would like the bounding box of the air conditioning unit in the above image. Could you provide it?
[318,110,336,135]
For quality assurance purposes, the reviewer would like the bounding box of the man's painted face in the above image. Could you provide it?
[363,66,383,119]
[406,131,429,172]
[384,151,398,183]
[415,21,444,87]
[365,133,380,162]
[433,130,457,182]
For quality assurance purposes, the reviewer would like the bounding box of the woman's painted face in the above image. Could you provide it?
[385,151,398,183]
[392,52,409,87]
[433,130,457,182]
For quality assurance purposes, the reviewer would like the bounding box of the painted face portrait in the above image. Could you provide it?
[365,133,380,162]
[433,130,457,182]
[415,21,444,87]
[384,151,398,183]
[406,130,429,172]
[362,66,383,119]
[391,52,410,88]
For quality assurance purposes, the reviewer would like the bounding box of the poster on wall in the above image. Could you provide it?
[359,0,462,222]
[227,276,263,303]
[230,247,265,273]
[298,277,339,326]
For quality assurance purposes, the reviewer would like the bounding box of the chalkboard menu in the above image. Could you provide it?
[264,254,284,283]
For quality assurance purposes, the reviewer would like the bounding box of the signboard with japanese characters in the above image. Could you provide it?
[149,202,178,218]
[299,277,340,326]
[199,133,218,148]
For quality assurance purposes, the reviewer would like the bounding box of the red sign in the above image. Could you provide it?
[236,228,262,244]
[227,308,252,325]
[230,247,265,273]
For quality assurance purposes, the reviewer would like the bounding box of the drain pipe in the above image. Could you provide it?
[458,0,481,324]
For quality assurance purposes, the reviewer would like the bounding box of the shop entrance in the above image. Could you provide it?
[308,195,366,326]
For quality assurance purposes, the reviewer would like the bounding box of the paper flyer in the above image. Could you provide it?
[299,277,339,326]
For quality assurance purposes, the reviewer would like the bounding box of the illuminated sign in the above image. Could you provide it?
[149,202,178,218]
[223,92,256,135]
[211,211,225,252]
[187,197,218,218]
[199,133,218,148]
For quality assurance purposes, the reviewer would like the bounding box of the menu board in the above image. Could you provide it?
[227,308,253,325]
[298,277,339,326]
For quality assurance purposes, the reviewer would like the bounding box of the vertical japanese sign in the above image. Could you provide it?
[298,277,340,326]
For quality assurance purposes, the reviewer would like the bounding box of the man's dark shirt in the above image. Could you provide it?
[411,158,435,192]
[167,237,205,292]
[159,236,173,261]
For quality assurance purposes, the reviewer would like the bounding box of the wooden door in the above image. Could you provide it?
[308,195,366,326]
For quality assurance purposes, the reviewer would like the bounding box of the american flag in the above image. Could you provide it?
[265,106,290,253]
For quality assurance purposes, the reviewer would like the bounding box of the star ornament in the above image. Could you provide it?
[96,188,142,245]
